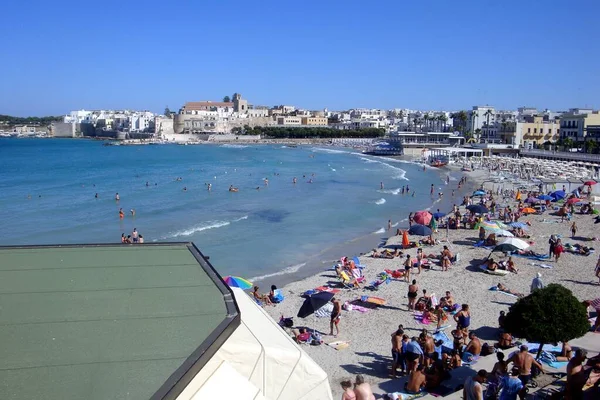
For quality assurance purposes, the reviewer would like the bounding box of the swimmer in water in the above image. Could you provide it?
[256,187,260,190]
[308,179,313,183]
[130,209,135,216]
[452,190,455,196]
[402,186,405,194]
[207,183,212,191]
[430,184,434,195]
[183,187,187,191]
[264,178,269,186]
[381,182,384,190]
[95,193,98,198]
[293,177,297,184]
[146,181,149,187]
[119,208,124,219]
[406,185,410,193]
[412,192,415,197]
[115,192,120,201]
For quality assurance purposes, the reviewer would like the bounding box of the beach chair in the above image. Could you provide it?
[352,256,366,269]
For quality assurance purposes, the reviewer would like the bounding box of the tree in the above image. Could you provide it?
[223,96,231,103]
[504,284,589,359]
[584,139,598,154]
[474,128,482,142]
[484,109,494,127]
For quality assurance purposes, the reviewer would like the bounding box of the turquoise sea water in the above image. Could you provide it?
[0,139,465,283]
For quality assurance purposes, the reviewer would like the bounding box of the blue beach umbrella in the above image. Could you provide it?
[467,204,489,214]
[432,212,447,219]
[408,224,433,236]
[472,190,486,196]
[537,194,553,201]
[550,190,566,200]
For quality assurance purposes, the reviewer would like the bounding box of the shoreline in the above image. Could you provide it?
[261,165,600,398]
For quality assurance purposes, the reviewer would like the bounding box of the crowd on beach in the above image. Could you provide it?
[261,159,600,400]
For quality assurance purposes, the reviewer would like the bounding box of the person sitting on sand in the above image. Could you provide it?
[405,365,427,394]
[554,341,573,362]
[479,226,486,241]
[485,233,497,246]
[497,283,524,298]
[335,265,361,288]
[340,380,356,400]
[439,291,455,310]
[422,235,436,245]
[465,332,482,356]
[415,289,432,311]
[506,257,518,273]
[292,328,312,343]
[252,286,273,305]
[425,353,445,390]
[354,375,375,400]
[371,249,382,258]
[485,258,499,271]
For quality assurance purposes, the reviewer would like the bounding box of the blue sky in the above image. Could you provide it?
[1,0,599,116]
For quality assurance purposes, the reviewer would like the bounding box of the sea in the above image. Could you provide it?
[0,139,471,285]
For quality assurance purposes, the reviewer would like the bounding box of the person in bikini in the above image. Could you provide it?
[454,304,471,335]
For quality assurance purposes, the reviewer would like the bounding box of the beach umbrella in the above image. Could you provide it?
[467,204,489,214]
[413,211,432,225]
[524,197,538,204]
[566,197,580,205]
[494,221,509,230]
[408,224,432,236]
[402,230,410,249]
[509,222,529,230]
[537,194,553,201]
[499,237,530,250]
[550,190,566,200]
[480,220,501,231]
[297,291,334,318]
[583,180,597,186]
[521,207,536,214]
[223,276,253,290]
[472,190,486,196]
[432,212,446,219]
[491,243,520,253]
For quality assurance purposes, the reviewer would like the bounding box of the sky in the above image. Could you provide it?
[1,0,599,116]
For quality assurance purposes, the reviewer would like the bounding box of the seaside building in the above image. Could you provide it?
[0,243,332,399]
[301,116,328,126]
[516,115,560,147]
[468,106,496,135]
[559,109,600,143]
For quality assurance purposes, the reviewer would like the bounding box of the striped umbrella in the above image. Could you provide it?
[480,221,501,231]
[223,276,253,290]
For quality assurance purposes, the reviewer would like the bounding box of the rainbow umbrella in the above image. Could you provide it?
[479,220,501,231]
[223,276,253,289]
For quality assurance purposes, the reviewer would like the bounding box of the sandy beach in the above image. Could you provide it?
[263,166,600,398]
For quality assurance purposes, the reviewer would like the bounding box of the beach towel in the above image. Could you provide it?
[514,253,550,261]
[489,286,518,298]
[326,340,350,350]
[525,343,563,354]
[480,265,510,275]
[314,303,334,318]
[360,295,386,305]
[528,262,553,269]
[384,391,426,400]
[344,302,370,313]
[474,241,494,249]
[433,331,453,352]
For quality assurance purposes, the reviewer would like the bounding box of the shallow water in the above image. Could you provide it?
[0,139,465,282]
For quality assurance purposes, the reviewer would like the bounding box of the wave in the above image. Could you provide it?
[311,147,349,155]
[248,263,306,282]
[359,157,378,164]
[220,144,249,149]
[161,215,249,239]
[373,227,386,234]
[374,198,386,205]
[380,188,401,195]
[355,156,409,181]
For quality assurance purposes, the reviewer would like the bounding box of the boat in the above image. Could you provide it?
[430,159,448,168]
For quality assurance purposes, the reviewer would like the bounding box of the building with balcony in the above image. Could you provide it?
[517,115,560,146]
[559,110,600,142]
[300,116,328,126]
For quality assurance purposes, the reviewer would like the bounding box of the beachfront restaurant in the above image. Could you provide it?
[422,147,484,163]
[0,243,332,400]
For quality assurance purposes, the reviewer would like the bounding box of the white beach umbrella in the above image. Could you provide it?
[499,237,529,250]
[497,230,514,237]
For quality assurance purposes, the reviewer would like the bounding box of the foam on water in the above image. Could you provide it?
[248,262,307,282]
[311,147,349,155]
[161,215,248,239]
[380,188,401,195]
[374,198,386,205]
[373,227,386,234]
[220,144,249,149]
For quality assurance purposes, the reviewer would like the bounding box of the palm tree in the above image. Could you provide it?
[422,115,429,131]
[475,128,482,142]
[484,109,494,127]
[438,115,448,132]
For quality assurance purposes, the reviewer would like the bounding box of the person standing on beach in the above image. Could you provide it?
[407,279,418,310]
[595,255,600,285]
[329,297,341,337]
[404,255,412,283]
[354,375,375,400]
[507,345,544,392]
[391,326,405,378]
[530,272,544,293]
[463,369,486,400]
[570,222,577,238]
[548,235,557,257]
[554,238,564,263]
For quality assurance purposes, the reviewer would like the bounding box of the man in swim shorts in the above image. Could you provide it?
[329,297,341,337]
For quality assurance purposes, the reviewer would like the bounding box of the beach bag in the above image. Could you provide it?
[272,289,284,303]
[281,317,294,328]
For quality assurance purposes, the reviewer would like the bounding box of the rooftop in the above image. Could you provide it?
[0,243,239,400]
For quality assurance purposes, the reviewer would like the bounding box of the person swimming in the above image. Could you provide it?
[95,193,98,198]
[119,208,124,219]
[130,209,135,217]
[293,177,297,184]
[207,183,212,191]
[229,185,239,192]
[115,192,120,201]
[183,187,187,191]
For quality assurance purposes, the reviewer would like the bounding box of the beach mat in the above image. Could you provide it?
[528,262,553,269]
[385,391,427,400]
[360,295,386,305]
[327,340,350,351]
[480,265,510,275]
[489,287,519,297]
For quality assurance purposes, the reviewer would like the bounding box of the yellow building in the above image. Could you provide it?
[519,116,560,145]
[301,116,328,126]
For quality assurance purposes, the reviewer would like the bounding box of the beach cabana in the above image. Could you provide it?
[183,287,333,399]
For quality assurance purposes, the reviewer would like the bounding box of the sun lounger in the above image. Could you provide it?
[352,256,367,269]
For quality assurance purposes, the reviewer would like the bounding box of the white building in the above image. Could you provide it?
[468,106,496,133]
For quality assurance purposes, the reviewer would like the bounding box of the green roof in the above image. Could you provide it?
[0,243,239,400]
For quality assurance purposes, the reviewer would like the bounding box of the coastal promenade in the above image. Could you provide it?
[520,149,600,164]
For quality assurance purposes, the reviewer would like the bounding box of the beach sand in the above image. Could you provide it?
[263,169,600,398]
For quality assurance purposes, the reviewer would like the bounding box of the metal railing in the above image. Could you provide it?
[520,149,600,162]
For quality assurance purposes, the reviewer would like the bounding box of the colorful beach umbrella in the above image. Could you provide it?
[408,224,432,236]
[509,222,529,230]
[524,197,538,204]
[480,221,501,231]
[497,230,514,237]
[566,197,581,205]
[432,212,446,219]
[521,207,537,214]
[537,194,553,201]
[494,221,509,230]
[492,243,520,254]
[223,276,253,289]
[583,180,597,186]
[413,211,432,225]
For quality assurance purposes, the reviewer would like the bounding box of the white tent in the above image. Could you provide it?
[177,287,333,400]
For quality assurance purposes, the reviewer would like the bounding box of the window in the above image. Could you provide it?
[527,128,531,133]
[534,128,537,134]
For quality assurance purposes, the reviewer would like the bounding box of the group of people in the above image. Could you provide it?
[120,228,143,243]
